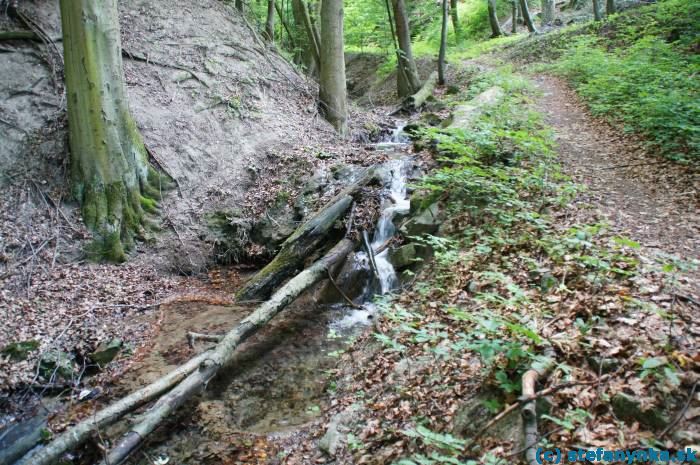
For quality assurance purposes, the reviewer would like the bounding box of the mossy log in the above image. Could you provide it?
[0,30,39,41]
[396,71,438,113]
[98,238,356,465]
[236,167,378,302]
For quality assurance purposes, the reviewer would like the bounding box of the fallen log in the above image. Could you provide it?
[99,238,356,465]
[393,71,438,114]
[236,167,378,302]
[18,239,355,465]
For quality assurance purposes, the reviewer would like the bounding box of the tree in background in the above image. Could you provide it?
[592,0,602,20]
[60,0,166,261]
[264,0,275,41]
[511,0,518,32]
[391,0,422,97]
[438,0,449,84]
[319,0,348,135]
[540,0,555,25]
[450,0,461,39]
[606,0,615,15]
[291,0,321,74]
[519,0,539,33]
[487,0,506,37]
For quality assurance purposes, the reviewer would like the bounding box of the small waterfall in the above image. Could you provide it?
[375,121,410,151]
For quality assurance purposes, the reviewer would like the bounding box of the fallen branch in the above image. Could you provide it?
[0,30,40,41]
[327,269,362,308]
[186,332,224,348]
[99,238,355,465]
[467,375,609,446]
[522,349,556,465]
[236,167,378,301]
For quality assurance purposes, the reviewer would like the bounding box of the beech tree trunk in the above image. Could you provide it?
[592,0,602,20]
[318,0,348,135]
[391,0,422,97]
[438,0,449,85]
[399,71,438,113]
[236,0,244,11]
[264,0,275,41]
[511,0,517,32]
[605,0,615,15]
[60,0,165,262]
[450,0,460,39]
[487,0,506,37]
[540,0,554,25]
[519,0,539,33]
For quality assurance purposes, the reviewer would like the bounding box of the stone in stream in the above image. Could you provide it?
[318,404,362,456]
[388,243,428,270]
[89,338,123,367]
[399,202,442,237]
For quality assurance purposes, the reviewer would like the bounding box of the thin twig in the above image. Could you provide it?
[327,269,361,308]
[659,381,697,440]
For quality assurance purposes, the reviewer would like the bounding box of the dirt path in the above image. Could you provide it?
[533,75,700,288]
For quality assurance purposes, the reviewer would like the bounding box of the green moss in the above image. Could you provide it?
[140,195,158,213]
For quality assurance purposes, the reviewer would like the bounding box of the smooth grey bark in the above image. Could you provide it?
[99,238,356,465]
[511,0,518,32]
[318,0,348,135]
[540,0,555,25]
[450,0,461,38]
[391,0,422,97]
[438,0,448,85]
[264,0,275,41]
[592,0,602,20]
[60,0,164,262]
[487,0,506,37]
[519,0,539,33]
[605,0,615,15]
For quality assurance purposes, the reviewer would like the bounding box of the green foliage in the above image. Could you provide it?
[550,35,700,161]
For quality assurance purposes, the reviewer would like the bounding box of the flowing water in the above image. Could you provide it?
[117,122,412,464]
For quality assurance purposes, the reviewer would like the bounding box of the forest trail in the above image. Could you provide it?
[533,75,700,284]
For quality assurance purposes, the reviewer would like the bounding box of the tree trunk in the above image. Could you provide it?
[103,239,356,465]
[292,0,321,73]
[519,0,539,33]
[318,0,348,135]
[264,0,275,42]
[511,0,517,32]
[517,0,523,23]
[236,168,377,301]
[60,0,166,262]
[540,0,554,25]
[438,0,448,85]
[275,0,296,47]
[236,0,244,11]
[605,0,615,15]
[487,0,506,37]
[592,0,602,20]
[391,0,422,97]
[450,0,460,39]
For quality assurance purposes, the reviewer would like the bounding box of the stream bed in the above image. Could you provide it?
[116,123,413,464]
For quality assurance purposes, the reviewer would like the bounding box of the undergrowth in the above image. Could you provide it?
[328,70,695,465]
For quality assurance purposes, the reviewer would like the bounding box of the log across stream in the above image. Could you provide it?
[103,157,410,464]
[110,134,414,464]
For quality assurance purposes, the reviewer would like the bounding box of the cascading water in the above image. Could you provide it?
[370,158,410,294]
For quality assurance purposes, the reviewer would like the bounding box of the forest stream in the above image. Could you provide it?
[110,125,414,464]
